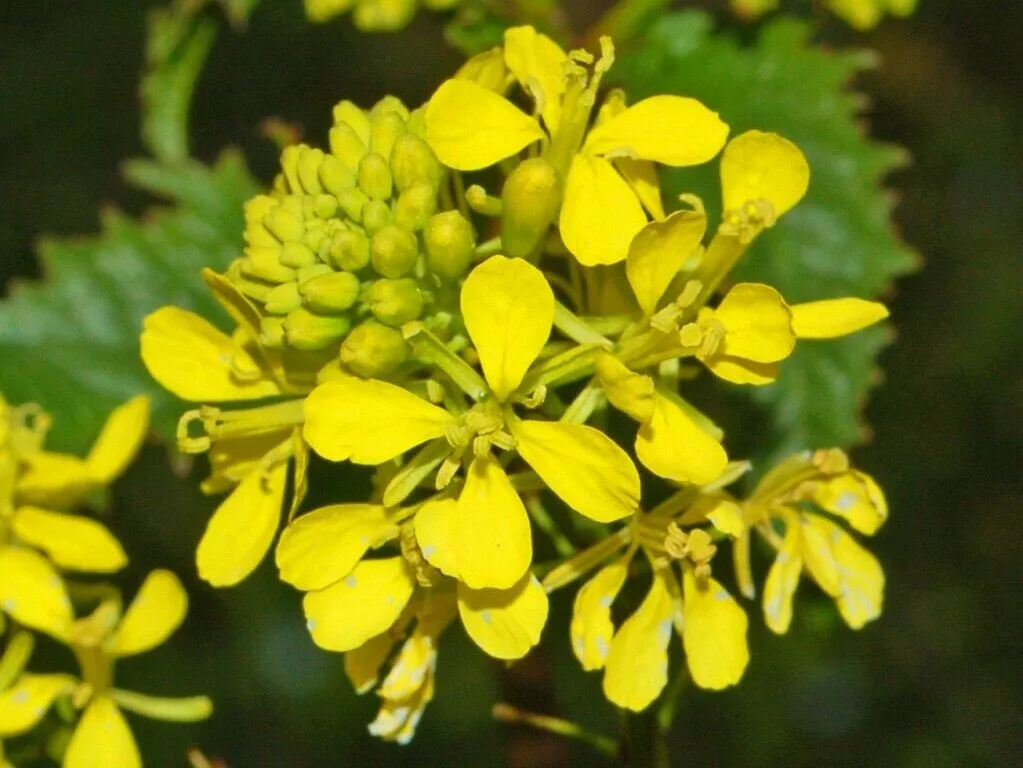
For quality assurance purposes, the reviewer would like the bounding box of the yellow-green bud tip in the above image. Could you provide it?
[424,210,475,281]
[500,157,561,259]
[340,320,410,377]
[368,278,425,326]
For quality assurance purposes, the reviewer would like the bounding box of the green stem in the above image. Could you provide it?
[619,708,670,768]
[657,663,690,733]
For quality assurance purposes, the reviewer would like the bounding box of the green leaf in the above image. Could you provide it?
[614,12,917,458]
[0,152,259,454]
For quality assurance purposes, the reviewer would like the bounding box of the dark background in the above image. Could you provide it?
[1,0,1020,765]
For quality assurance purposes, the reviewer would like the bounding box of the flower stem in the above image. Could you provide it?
[619,708,670,768]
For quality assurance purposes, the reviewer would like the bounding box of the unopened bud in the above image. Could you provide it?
[357,153,393,201]
[393,182,437,231]
[260,316,286,348]
[370,95,410,122]
[362,201,392,236]
[312,193,338,219]
[297,264,333,283]
[369,278,424,326]
[244,196,279,247]
[423,210,475,280]
[390,134,442,191]
[337,187,370,223]
[369,111,407,160]
[500,157,561,259]
[340,320,410,377]
[279,145,302,192]
[241,247,296,284]
[279,241,318,269]
[319,155,356,195]
[284,308,351,351]
[455,47,508,92]
[264,208,306,243]
[300,271,361,313]
[265,281,303,315]
[329,123,367,173]
[329,228,371,272]
[333,100,371,143]
[371,224,418,278]
[297,146,326,194]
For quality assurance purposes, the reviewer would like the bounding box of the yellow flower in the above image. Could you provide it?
[734,449,887,633]
[303,255,640,590]
[556,494,750,711]
[0,396,148,591]
[141,278,308,588]
[0,568,211,767]
[304,0,459,32]
[425,27,729,266]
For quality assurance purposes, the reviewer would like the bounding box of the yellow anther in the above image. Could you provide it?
[466,185,503,217]
[435,453,462,490]
[812,447,850,474]
[650,304,683,334]
[676,280,704,309]
[697,318,726,359]
[678,322,703,349]
[177,410,212,454]
[517,384,547,410]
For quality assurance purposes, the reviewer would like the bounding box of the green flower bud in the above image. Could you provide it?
[244,195,279,247]
[370,95,410,122]
[279,241,318,269]
[424,210,475,281]
[337,187,370,223]
[241,246,296,284]
[298,146,326,194]
[329,123,367,174]
[369,111,407,161]
[300,271,361,313]
[393,182,437,231]
[329,228,371,272]
[362,199,393,235]
[265,281,303,315]
[368,278,424,326]
[319,155,356,195]
[371,224,418,278]
[358,152,393,201]
[333,100,371,143]
[303,225,327,253]
[298,267,333,286]
[284,308,351,351]
[500,157,561,259]
[340,320,410,377]
[279,145,302,192]
[264,207,306,243]
[312,193,339,219]
[260,316,286,348]
[234,275,272,303]
[353,0,417,33]
[390,134,442,192]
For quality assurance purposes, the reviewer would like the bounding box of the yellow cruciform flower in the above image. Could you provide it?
[303,255,640,591]
[0,395,148,597]
[424,26,729,266]
[0,568,211,768]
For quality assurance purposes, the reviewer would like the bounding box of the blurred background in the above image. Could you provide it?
[1,0,1020,766]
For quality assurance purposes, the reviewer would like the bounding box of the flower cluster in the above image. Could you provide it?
[0,396,211,766]
[141,25,891,741]
[732,0,918,29]
[304,0,459,32]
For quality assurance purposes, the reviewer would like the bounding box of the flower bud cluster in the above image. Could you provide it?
[228,97,477,378]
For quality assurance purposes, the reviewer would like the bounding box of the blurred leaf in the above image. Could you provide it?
[615,12,917,458]
[141,0,261,163]
[0,152,259,454]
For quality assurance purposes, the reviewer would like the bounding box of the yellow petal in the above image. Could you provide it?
[789,298,889,340]
[0,546,72,640]
[414,498,459,578]
[106,570,188,657]
[461,256,554,401]
[799,514,842,597]
[0,674,75,736]
[276,504,398,591]
[635,393,727,486]
[602,572,674,711]
[140,307,280,402]
[713,283,795,363]
[762,520,803,634]
[15,452,95,506]
[616,158,665,219]
[570,562,628,671]
[706,500,746,537]
[85,396,150,484]
[513,419,639,523]
[369,674,434,745]
[63,697,140,768]
[457,574,548,660]
[344,632,398,694]
[812,471,888,535]
[583,95,729,166]
[720,130,810,217]
[503,26,567,130]
[626,208,707,316]
[195,462,287,587]
[594,354,655,423]
[303,557,415,652]
[703,356,780,385]
[425,79,544,171]
[303,378,452,463]
[817,518,885,629]
[560,154,647,266]
[682,571,749,690]
[452,457,532,590]
[12,507,127,573]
